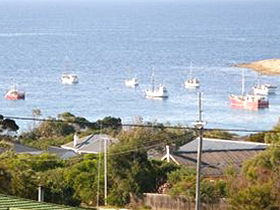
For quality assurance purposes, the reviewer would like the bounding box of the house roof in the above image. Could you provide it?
[0,142,43,155]
[178,138,267,153]
[61,134,118,154]
[0,193,84,210]
[47,146,78,159]
[166,138,268,176]
[173,150,263,176]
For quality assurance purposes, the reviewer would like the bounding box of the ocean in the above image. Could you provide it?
[0,0,280,132]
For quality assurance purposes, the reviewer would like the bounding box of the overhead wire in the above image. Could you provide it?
[1,114,278,133]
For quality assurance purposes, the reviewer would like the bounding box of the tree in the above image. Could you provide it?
[106,127,184,206]
[58,112,94,130]
[32,108,42,128]
[96,116,122,130]
[227,145,280,209]
[64,154,100,206]
[167,167,227,204]
[203,129,236,140]
[0,116,19,136]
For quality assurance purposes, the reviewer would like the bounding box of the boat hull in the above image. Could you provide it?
[5,93,25,100]
[229,95,269,110]
[61,74,79,85]
[145,91,168,98]
[184,79,200,88]
[125,78,139,88]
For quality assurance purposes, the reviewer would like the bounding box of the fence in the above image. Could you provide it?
[143,193,228,210]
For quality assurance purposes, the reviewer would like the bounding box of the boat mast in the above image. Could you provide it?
[151,71,155,91]
[189,61,193,78]
[257,73,261,86]
[241,69,245,96]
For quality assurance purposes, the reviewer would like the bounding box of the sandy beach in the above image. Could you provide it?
[236,59,280,75]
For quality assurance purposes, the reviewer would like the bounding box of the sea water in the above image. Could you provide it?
[0,0,280,132]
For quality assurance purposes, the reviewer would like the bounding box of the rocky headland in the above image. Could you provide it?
[235,59,280,75]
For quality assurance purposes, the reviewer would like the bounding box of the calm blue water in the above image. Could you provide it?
[1,0,280,132]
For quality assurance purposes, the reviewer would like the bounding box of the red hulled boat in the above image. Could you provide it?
[5,86,25,100]
[229,94,269,110]
[229,70,269,110]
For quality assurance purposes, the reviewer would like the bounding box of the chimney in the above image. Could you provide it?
[38,186,44,202]
[73,133,79,147]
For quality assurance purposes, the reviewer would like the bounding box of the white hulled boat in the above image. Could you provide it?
[145,84,168,98]
[252,84,277,95]
[124,77,139,88]
[145,73,168,98]
[61,73,79,85]
[184,62,200,88]
[184,78,200,88]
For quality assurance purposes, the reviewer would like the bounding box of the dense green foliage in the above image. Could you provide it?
[19,114,122,149]
[227,145,280,209]
[2,113,280,208]
[246,132,266,143]
[247,121,280,144]
[0,115,19,135]
[1,124,192,207]
[106,126,189,206]
[167,168,226,204]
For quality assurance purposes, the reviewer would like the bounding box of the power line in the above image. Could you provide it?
[2,114,278,133]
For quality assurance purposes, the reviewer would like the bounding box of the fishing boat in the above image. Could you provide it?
[229,70,269,110]
[229,94,269,110]
[251,74,277,95]
[61,56,78,85]
[145,85,168,98]
[184,62,200,88]
[184,78,200,88]
[252,84,277,95]
[5,85,25,100]
[124,77,139,88]
[145,72,168,98]
[61,73,78,85]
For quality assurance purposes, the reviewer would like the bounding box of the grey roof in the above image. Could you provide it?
[159,138,268,176]
[61,134,118,154]
[172,150,264,176]
[0,142,43,155]
[178,138,268,153]
[47,146,78,159]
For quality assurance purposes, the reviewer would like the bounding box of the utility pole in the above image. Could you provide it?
[104,136,108,206]
[96,138,102,207]
[193,92,206,210]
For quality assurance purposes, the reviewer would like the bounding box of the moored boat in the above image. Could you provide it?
[229,70,269,110]
[145,72,168,98]
[61,73,78,85]
[145,84,168,98]
[229,94,269,110]
[5,86,25,100]
[252,84,277,95]
[184,62,200,89]
[124,77,139,88]
[184,78,200,88]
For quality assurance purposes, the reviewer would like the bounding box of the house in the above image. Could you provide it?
[161,138,268,176]
[61,134,118,154]
[0,141,78,160]
[0,141,43,155]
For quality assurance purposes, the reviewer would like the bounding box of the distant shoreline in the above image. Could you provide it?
[235,59,280,75]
